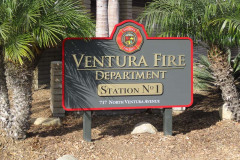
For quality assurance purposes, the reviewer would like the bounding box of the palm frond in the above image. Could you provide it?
[4,34,34,64]
[138,0,240,48]
[194,56,216,91]
[194,51,240,91]
[233,54,240,72]
[18,0,42,32]
[0,22,11,41]
[0,0,95,64]
[33,21,64,48]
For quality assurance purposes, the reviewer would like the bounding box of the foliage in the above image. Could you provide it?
[0,0,95,64]
[138,0,240,50]
[0,0,95,139]
[194,51,240,91]
[139,0,240,122]
[139,0,240,92]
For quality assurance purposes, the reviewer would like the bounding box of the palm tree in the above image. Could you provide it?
[0,0,94,139]
[108,0,119,36]
[96,0,109,37]
[0,0,16,132]
[138,0,240,121]
[0,54,10,130]
[96,0,120,37]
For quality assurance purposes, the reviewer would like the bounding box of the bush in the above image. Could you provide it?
[194,50,240,91]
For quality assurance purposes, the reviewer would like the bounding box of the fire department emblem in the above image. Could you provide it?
[116,26,143,54]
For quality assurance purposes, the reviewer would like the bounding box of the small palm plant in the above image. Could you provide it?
[194,51,240,91]
[0,0,94,139]
[194,55,216,91]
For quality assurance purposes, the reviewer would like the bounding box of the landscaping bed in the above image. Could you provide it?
[0,89,240,160]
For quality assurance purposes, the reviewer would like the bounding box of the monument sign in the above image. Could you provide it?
[62,20,193,111]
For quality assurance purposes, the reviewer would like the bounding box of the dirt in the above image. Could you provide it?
[1,89,240,160]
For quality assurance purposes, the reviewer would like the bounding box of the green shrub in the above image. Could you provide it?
[194,50,240,91]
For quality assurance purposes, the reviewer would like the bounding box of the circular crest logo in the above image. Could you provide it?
[116,26,143,54]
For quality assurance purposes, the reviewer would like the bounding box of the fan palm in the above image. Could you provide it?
[138,0,240,121]
[0,0,94,139]
[194,52,240,91]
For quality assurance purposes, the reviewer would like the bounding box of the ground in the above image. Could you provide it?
[1,89,240,160]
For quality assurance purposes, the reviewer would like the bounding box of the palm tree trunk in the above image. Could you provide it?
[96,0,109,37]
[0,52,11,129]
[208,46,240,121]
[6,63,33,139]
[108,0,119,36]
